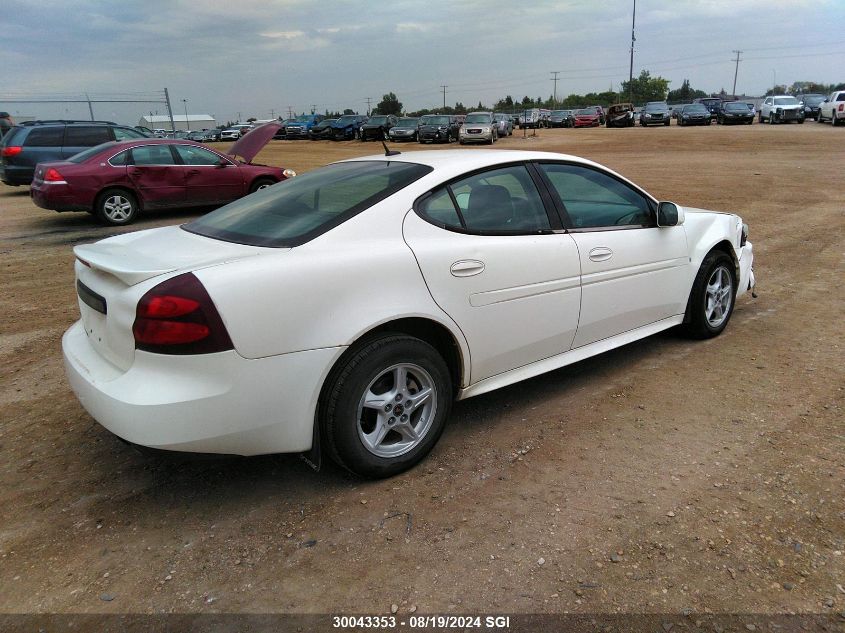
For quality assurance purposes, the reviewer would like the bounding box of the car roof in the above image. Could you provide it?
[341,149,600,173]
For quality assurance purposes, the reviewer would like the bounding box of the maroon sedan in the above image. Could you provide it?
[30,122,295,225]
[573,108,602,128]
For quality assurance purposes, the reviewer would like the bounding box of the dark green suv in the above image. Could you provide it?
[0,120,151,186]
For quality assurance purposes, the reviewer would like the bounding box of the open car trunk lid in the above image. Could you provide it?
[72,226,278,371]
[225,121,282,164]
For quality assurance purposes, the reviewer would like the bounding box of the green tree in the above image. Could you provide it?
[375,92,402,115]
[667,79,707,103]
[620,70,670,105]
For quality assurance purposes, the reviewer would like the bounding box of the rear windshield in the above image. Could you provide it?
[68,141,118,163]
[183,160,432,247]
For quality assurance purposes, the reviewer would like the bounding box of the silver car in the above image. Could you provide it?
[459,112,497,145]
[492,113,513,137]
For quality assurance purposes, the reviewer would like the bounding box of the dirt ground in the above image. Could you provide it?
[0,124,843,622]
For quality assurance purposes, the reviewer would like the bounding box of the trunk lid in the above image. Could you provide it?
[72,226,275,371]
[226,121,282,164]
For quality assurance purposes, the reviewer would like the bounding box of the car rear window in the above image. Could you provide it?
[2,127,25,146]
[184,160,432,248]
[64,126,112,146]
[23,127,64,146]
[68,142,118,163]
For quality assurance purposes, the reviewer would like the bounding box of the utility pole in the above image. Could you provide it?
[270,109,275,118]
[628,0,636,102]
[731,50,743,98]
[365,97,372,115]
[85,93,95,120]
[164,87,176,132]
[311,104,316,114]
[182,98,189,130]
[550,71,561,109]
[287,106,293,118]
[441,85,447,110]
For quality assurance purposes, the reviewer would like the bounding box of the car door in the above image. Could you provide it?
[536,162,690,349]
[172,144,243,206]
[403,163,582,384]
[127,144,186,208]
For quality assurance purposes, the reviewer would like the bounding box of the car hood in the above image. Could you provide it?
[226,121,281,163]
[73,225,273,286]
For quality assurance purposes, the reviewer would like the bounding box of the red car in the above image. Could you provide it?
[573,108,602,128]
[30,122,295,225]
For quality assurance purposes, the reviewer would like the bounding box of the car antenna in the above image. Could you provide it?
[381,139,400,156]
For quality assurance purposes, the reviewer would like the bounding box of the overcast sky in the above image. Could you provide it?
[3,0,843,125]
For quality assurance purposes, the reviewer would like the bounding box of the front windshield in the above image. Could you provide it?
[422,116,449,125]
[335,116,357,125]
[802,95,824,105]
[184,161,432,248]
[367,116,387,124]
[464,114,491,123]
[773,97,799,105]
[575,109,594,115]
[397,118,419,126]
[684,105,708,113]
[724,102,748,111]
[295,115,313,122]
[645,103,668,112]
[552,110,568,116]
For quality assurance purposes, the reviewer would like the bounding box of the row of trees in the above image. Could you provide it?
[272,75,845,121]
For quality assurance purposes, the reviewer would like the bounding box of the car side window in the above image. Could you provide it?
[64,126,111,146]
[837,93,845,102]
[173,144,222,166]
[23,127,64,146]
[113,127,146,141]
[417,165,551,233]
[109,150,130,166]
[131,145,176,165]
[539,163,652,229]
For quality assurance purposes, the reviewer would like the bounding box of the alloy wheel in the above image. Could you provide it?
[705,266,734,328]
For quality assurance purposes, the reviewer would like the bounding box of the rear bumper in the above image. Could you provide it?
[0,164,34,186]
[63,321,344,455]
[30,182,91,212]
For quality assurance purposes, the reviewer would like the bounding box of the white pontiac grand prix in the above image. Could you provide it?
[63,150,755,478]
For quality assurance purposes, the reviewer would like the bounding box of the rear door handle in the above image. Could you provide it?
[589,246,613,262]
[450,260,485,277]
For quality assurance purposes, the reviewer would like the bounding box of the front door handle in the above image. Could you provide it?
[450,260,485,277]
[589,246,613,262]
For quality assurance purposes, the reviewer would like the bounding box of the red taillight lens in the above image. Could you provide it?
[43,167,64,182]
[133,273,233,355]
[1,146,22,157]
[839,104,844,112]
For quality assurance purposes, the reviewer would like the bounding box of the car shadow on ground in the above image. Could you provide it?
[74,328,689,521]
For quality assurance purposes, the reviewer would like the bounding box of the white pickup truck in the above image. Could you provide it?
[817,90,845,126]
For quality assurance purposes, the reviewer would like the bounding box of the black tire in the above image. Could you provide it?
[96,188,139,226]
[320,334,452,478]
[681,251,737,339]
[249,177,275,193]
[758,112,763,123]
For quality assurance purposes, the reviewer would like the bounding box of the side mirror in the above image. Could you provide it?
[216,158,228,168]
[657,201,684,227]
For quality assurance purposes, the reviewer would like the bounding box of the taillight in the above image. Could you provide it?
[133,273,233,355]
[839,104,844,112]
[1,146,22,157]
[43,167,64,182]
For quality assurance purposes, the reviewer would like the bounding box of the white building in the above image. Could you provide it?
[138,114,217,131]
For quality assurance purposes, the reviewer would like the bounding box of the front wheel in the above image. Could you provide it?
[249,177,275,193]
[96,189,139,225]
[681,251,736,339]
[320,334,452,478]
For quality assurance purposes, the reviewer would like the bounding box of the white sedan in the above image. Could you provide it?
[63,150,755,478]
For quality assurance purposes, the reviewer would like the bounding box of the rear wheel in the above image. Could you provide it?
[320,334,452,478]
[681,251,736,339]
[96,189,139,226]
